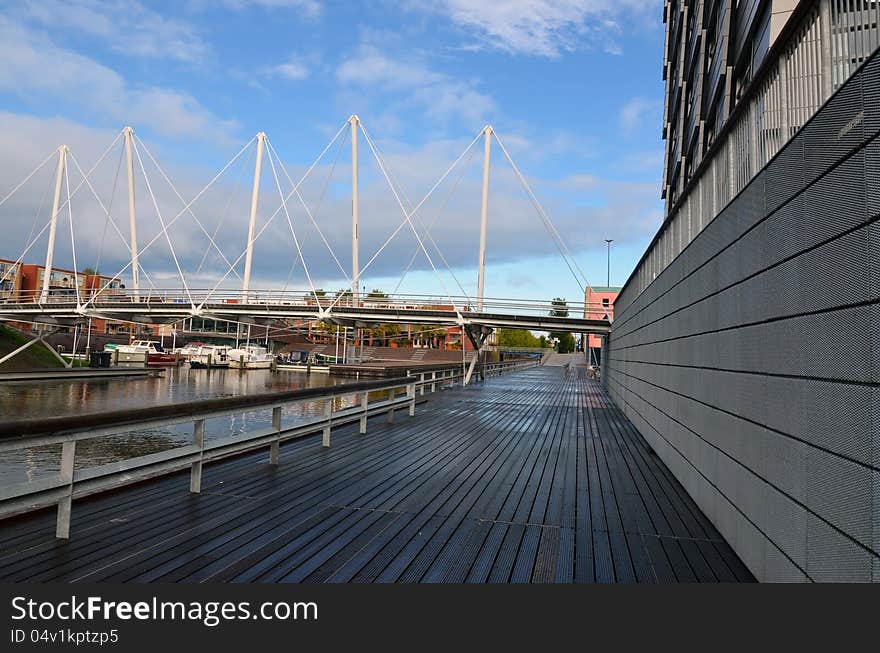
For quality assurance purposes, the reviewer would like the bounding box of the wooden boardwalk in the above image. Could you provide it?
[0,367,753,583]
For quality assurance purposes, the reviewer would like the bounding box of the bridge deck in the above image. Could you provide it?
[0,368,753,583]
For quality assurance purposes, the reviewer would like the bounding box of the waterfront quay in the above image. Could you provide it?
[0,367,752,583]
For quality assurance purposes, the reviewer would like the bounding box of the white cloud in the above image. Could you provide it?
[408,0,660,57]
[17,0,210,64]
[215,0,323,18]
[336,42,495,126]
[262,54,314,81]
[0,16,237,143]
[0,111,661,297]
[619,96,661,136]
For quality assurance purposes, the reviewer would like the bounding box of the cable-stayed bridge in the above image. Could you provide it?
[0,116,611,380]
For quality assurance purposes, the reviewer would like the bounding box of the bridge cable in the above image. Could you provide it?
[131,138,194,308]
[357,122,458,311]
[368,138,472,302]
[277,127,348,295]
[195,146,254,279]
[0,149,58,212]
[67,150,161,302]
[392,139,478,297]
[0,132,125,291]
[492,131,590,292]
[265,144,322,305]
[197,120,350,310]
[326,127,483,313]
[136,134,246,284]
[266,138,350,282]
[93,144,125,277]
[82,134,257,310]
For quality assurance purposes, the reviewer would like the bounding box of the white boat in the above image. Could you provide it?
[116,340,178,366]
[175,342,203,361]
[227,344,274,370]
[189,345,230,369]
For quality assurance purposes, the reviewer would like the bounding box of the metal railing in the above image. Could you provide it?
[0,357,540,540]
[1,288,613,321]
[405,357,542,394]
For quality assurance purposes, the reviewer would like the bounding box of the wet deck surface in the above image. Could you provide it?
[0,367,753,582]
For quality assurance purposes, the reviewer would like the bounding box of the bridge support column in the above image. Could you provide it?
[463,325,493,386]
[41,147,66,304]
[242,132,266,304]
[124,127,140,302]
[350,115,360,304]
[477,125,492,312]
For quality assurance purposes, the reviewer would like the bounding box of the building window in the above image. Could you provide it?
[602,298,610,307]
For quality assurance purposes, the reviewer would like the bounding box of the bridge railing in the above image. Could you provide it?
[405,356,542,394]
[0,357,540,540]
[2,288,613,321]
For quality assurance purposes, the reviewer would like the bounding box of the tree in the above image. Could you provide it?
[552,332,576,353]
[550,297,569,318]
[368,322,401,346]
[367,288,388,299]
[81,267,97,276]
[496,328,542,348]
[549,298,573,352]
[539,335,548,348]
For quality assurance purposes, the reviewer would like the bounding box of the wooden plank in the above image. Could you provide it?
[0,368,752,583]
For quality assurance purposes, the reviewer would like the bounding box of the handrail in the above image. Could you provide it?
[1,288,613,321]
[0,356,540,540]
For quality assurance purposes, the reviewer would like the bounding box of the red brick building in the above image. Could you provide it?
[1,258,157,338]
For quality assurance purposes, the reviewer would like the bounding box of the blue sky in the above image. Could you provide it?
[0,0,665,307]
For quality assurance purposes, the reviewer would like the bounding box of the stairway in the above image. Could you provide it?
[410,348,427,362]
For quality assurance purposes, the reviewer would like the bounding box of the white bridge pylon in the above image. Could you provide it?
[0,117,607,373]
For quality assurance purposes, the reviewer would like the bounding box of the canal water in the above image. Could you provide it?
[0,367,359,486]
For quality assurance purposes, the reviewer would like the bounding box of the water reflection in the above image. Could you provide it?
[0,367,358,485]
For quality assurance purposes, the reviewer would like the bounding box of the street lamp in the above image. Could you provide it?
[604,239,613,287]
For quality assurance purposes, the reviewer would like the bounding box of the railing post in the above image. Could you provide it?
[387,388,395,424]
[419,372,425,396]
[322,399,332,447]
[408,382,416,417]
[270,406,281,464]
[431,371,437,393]
[190,419,205,493]
[56,440,76,539]
[360,393,369,434]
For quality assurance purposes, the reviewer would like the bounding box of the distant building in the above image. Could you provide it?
[0,258,157,338]
[583,285,619,362]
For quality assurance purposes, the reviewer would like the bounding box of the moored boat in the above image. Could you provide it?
[189,345,230,369]
[116,340,178,367]
[227,344,273,370]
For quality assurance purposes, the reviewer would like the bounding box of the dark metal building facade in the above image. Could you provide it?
[606,1,880,581]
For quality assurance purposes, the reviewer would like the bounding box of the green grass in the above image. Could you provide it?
[0,324,66,371]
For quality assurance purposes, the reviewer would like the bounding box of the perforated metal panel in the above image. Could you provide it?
[604,52,880,582]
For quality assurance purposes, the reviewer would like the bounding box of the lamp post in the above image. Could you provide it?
[604,239,613,287]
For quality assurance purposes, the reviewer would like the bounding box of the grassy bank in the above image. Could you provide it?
[0,325,65,371]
